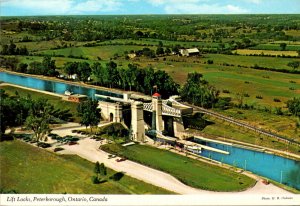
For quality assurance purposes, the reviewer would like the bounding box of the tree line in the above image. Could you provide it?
[1,41,29,55]
[64,61,179,98]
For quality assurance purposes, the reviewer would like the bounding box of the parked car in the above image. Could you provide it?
[108,154,116,159]
[68,141,78,146]
[115,157,126,162]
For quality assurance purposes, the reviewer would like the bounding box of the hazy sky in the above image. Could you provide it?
[1,0,300,16]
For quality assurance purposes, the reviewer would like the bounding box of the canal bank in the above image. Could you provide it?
[189,138,300,191]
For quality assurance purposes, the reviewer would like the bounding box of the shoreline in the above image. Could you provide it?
[0,69,149,98]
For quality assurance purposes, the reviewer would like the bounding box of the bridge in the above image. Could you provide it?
[143,102,181,117]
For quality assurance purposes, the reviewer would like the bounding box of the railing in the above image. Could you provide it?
[162,104,181,117]
[143,103,153,112]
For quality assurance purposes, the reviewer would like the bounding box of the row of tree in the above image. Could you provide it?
[1,41,29,55]
[64,61,179,98]
[11,56,57,77]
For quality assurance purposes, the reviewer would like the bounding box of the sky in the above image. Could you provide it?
[1,0,300,16]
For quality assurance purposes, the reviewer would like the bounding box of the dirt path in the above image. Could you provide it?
[51,126,291,195]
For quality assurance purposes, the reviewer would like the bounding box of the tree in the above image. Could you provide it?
[287,97,300,117]
[99,163,107,176]
[42,56,56,76]
[280,43,287,51]
[287,61,300,70]
[25,99,53,142]
[180,72,219,108]
[64,62,78,79]
[77,62,91,82]
[156,47,164,56]
[94,161,101,179]
[77,99,101,132]
[17,63,28,73]
[8,41,16,55]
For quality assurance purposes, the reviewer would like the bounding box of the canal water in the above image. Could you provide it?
[194,139,300,190]
[0,72,123,99]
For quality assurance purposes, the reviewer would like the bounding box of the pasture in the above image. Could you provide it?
[0,140,172,194]
[251,44,300,51]
[235,49,298,57]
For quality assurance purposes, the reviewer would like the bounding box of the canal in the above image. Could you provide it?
[0,72,123,99]
[194,139,300,190]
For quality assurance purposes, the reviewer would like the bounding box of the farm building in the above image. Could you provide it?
[179,48,200,57]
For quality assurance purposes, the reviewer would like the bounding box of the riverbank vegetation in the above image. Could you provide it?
[0,140,173,194]
[100,143,256,192]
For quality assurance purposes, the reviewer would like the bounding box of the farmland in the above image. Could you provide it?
[235,49,298,57]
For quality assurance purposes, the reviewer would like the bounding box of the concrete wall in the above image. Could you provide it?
[98,101,123,122]
[131,101,145,142]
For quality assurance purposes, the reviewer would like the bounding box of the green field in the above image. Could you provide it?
[201,115,300,155]
[251,44,300,51]
[0,140,173,194]
[36,45,155,60]
[159,57,300,107]
[212,108,300,142]
[100,143,256,192]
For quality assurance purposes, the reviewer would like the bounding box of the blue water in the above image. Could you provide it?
[196,140,300,190]
[0,72,123,99]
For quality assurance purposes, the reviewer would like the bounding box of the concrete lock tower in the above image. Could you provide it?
[152,93,164,132]
[131,101,145,142]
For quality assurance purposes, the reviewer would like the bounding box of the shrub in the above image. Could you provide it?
[222,89,230,94]
[207,60,214,64]
[243,93,250,97]
[274,107,283,115]
[109,172,124,181]
[273,98,281,102]
[91,176,100,184]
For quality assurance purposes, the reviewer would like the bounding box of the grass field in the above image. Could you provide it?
[0,140,173,194]
[100,143,256,192]
[0,85,80,122]
[200,114,300,155]
[36,45,155,60]
[235,49,298,57]
[212,108,300,142]
[205,54,299,71]
[250,44,300,51]
[159,57,300,107]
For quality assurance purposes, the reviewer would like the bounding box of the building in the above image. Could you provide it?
[179,48,200,57]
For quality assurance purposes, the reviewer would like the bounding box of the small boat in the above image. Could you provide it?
[64,90,73,96]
